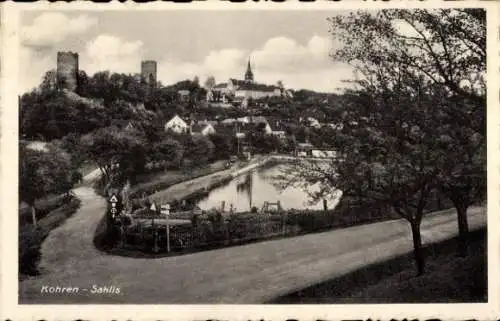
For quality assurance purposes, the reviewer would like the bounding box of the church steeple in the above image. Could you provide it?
[245,58,254,83]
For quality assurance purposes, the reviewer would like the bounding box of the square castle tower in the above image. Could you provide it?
[141,60,157,87]
[56,51,79,92]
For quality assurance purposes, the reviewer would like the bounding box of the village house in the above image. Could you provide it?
[178,90,190,102]
[269,125,286,139]
[249,116,268,125]
[208,59,283,103]
[234,82,281,100]
[221,118,237,125]
[295,142,314,157]
[236,116,250,124]
[164,115,189,134]
[235,132,246,139]
[262,122,273,135]
[299,116,321,129]
[326,122,344,131]
[190,123,216,136]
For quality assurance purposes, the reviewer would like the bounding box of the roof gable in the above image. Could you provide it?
[166,115,188,127]
[229,79,248,87]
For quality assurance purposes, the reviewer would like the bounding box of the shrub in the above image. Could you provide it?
[19,197,81,276]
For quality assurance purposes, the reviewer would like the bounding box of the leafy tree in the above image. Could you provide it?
[204,76,216,90]
[146,88,177,112]
[283,135,297,153]
[150,137,184,169]
[433,98,486,256]
[184,135,215,167]
[80,126,148,186]
[19,90,108,140]
[52,133,85,169]
[248,124,282,154]
[39,69,57,92]
[76,70,90,97]
[295,126,309,144]
[329,8,486,258]
[209,133,235,160]
[19,144,73,228]
[285,81,448,275]
[87,71,113,105]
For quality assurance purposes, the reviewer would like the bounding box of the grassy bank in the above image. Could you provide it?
[19,194,68,226]
[129,160,229,198]
[270,228,487,303]
[19,196,81,278]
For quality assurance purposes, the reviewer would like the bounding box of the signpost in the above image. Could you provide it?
[150,201,159,253]
[109,193,122,246]
[109,194,119,219]
[161,204,170,253]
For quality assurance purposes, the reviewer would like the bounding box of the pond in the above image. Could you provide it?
[195,163,342,213]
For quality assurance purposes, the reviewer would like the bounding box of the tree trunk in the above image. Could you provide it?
[456,204,469,257]
[410,220,425,276]
[30,204,37,229]
[437,193,443,210]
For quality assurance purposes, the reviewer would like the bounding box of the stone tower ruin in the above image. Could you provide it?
[56,51,79,92]
[141,60,157,87]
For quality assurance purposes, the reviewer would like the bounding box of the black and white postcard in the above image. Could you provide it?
[1,1,498,320]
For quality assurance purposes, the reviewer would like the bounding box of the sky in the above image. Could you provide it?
[19,10,356,94]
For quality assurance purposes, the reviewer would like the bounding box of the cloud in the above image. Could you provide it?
[21,12,97,49]
[19,32,353,94]
[157,35,353,92]
[204,49,246,73]
[84,34,144,74]
[157,48,246,86]
[19,12,97,93]
[251,35,332,73]
[19,47,54,94]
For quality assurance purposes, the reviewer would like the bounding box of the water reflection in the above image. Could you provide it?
[196,164,341,212]
[236,173,253,209]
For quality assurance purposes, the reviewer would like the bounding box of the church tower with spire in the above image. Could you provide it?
[244,58,254,83]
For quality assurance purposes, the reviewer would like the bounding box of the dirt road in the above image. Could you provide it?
[19,186,486,304]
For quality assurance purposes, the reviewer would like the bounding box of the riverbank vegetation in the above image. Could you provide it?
[129,160,234,199]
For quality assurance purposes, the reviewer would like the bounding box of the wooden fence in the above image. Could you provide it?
[119,219,294,253]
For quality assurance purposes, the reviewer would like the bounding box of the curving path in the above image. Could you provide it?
[19,186,486,304]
